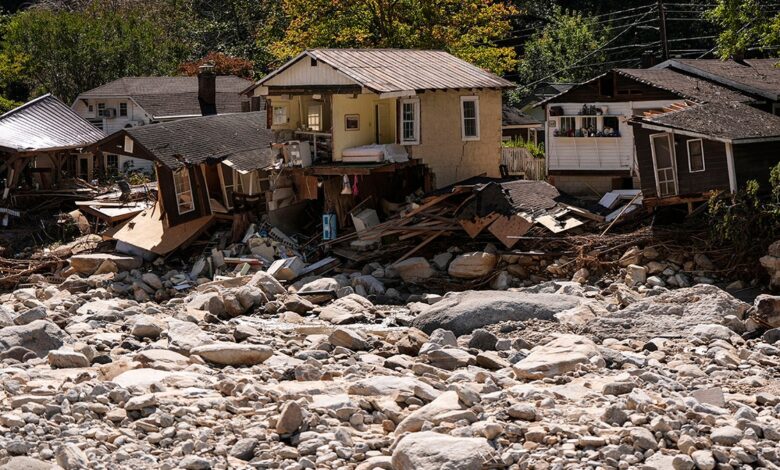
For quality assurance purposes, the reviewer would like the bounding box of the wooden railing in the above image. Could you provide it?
[501,147,546,181]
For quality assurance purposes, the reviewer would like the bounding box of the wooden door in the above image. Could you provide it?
[651,133,677,197]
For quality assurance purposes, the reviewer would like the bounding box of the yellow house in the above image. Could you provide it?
[245,49,514,188]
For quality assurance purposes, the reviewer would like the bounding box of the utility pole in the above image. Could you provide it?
[658,0,669,60]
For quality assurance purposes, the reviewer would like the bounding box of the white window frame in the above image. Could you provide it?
[650,133,679,197]
[218,164,243,210]
[272,105,288,125]
[119,102,128,117]
[460,96,480,141]
[173,169,195,215]
[400,98,420,145]
[559,117,576,134]
[307,103,322,131]
[686,139,706,173]
[97,103,106,117]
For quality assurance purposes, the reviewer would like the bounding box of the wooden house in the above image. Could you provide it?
[538,68,748,196]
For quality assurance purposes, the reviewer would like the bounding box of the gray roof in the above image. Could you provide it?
[502,106,541,127]
[0,94,106,153]
[635,102,780,142]
[615,69,750,103]
[123,111,274,170]
[656,59,780,100]
[259,49,515,93]
[76,76,254,118]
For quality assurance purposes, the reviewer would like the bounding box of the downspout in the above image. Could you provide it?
[724,141,737,193]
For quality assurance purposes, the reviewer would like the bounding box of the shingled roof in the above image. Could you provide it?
[502,106,541,127]
[75,76,254,119]
[635,101,780,142]
[0,94,106,153]
[657,58,780,100]
[123,111,274,170]
[257,49,514,93]
[615,68,749,103]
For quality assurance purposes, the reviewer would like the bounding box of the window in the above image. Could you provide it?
[560,117,575,135]
[581,116,597,132]
[599,76,614,97]
[272,105,288,125]
[220,164,243,209]
[687,139,705,172]
[307,104,322,131]
[106,154,119,173]
[173,169,194,214]
[119,102,128,117]
[651,133,677,197]
[603,116,620,136]
[88,105,94,113]
[460,96,480,140]
[97,103,106,117]
[400,98,420,144]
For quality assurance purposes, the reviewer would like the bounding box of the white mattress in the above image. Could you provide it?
[341,144,409,163]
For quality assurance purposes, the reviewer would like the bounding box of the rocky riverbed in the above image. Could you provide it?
[1,269,779,470]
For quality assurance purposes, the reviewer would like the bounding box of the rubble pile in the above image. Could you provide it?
[0,264,779,469]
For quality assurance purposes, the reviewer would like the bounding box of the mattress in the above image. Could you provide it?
[341,144,410,163]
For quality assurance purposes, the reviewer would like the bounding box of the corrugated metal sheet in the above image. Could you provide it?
[0,94,106,152]
[260,49,515,93]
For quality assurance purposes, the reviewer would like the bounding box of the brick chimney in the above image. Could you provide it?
[198,63,217,116]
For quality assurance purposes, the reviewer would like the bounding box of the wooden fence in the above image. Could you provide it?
[500,147,546,181]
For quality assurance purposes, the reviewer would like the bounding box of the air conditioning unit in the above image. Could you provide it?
[99,108,116,118]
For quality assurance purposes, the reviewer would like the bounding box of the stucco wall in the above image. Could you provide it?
[407,89,502,187]
[332,93,395,160]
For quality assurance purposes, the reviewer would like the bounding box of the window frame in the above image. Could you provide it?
[686,138,706,173]
[400,98,420,145]
[559,117,576,134]
[173,168,195,215]
[105,154,119,172]
[219,164,243,210]
[119,102,128,117]
[97,103,106,117]
[307,103,322,131]
[272,105,288,126]
[460,96,480,141]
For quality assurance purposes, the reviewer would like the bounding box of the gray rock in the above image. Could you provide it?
[190,342,273,366]
[276,401,303,435]
[468,329,498,350]
[55,443,89,469]
[229,438,258,461]
[14,306,47,325]
[391,431,496,470]
[0,320,66,357]
[47,349,89,368]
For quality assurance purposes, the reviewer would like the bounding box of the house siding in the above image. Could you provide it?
[156,164,210,226]
[734,141,780,190]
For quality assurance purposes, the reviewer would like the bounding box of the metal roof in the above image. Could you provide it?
[258,49,515,93]
[0,94,106,153]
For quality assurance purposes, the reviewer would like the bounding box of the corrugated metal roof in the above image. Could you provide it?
[260,49,515,93]
[0,94,106,153]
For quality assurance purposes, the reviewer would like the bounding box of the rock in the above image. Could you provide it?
[188,292,225,316]
[396,328,429,356]
[130,314,163,338]
[329,328,370,351]
[690,323,734,342]
[391,431,496,470]
[754,294,780,328]
[0,457,58,470]
[694,253,715,270]
[69,253,142,274]
[630,427,658,450]
[190,342,273,366]
[47,349,90,368]
[229,438,258,461]
[447,252,498,279]
[763,328,780,344]
[276,401,304,435]
[710,425,742,446]
[468,329,498,350]
[618,246,642,267]
[166,319,213,354]
[412,290,584,335]
[425,348,474,370]
[124,393,158,410]
[394,257,434,283]
[513,334,602,380]
[14,306,47,325]
[432,252,453,271]
[249,270,286,298]
[395,391,468,434]
[691,450,716,470]
[55,443,90,469]
[507,403,537,421]
[298,278,340,303]
[317,294,374,325]
[475,351,510,369]
[625,264,647,286]
[0,320,66,358]
[180,455,212,470]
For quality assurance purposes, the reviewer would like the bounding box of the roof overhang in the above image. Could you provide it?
[631,119,780,144]
[656,59,780,101]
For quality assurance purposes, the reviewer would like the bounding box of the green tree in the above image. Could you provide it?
[1,1,188,103]
[511,7,608,101]
[266,0,518,75]
[708,0,780,58]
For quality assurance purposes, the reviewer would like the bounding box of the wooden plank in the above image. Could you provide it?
[459,213,499,238]
[400,190,462,219]
[559,203,605,223]
[393,232,445,265]
[487,214,533,249]
[601,192,642,236]
[536,215,584,234]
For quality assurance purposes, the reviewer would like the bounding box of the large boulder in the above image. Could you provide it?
[513,334,602,380]
[69,253,142,275]
[447,252,498,279]
[753,294,780,328]
[316,294,374,324]
[395,391,470,435]
[166,319,214,355]
[0,320,67,358]
[48,349,90,368]
[411,290,583,335]
[394,257,434,284]
[391,431,496,470]
[190,342,273,366]
[249,270,287,299]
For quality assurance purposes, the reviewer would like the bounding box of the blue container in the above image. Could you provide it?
[323,213,337,240]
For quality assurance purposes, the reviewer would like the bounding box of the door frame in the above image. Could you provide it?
[649,132,678,197]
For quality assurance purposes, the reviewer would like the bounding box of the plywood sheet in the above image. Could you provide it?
[459,213,499,239]
[111,202,214,256]
[536,215,584,234]
[487,214,533,249]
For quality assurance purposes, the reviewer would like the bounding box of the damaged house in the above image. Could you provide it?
[0,94,106,213]
[72,68,254,176]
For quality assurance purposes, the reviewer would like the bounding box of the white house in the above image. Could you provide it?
[72,74,254,175]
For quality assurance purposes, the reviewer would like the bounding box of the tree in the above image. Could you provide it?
[178,52,254,78]
[1,1,188,102]
[511,7,608,101]
[266,0,518,75]
[707,0,780,58]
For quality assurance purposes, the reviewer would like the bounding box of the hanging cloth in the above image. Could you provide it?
[340,174,352,195]
[352,175,359,197]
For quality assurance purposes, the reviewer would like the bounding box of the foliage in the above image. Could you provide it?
[1,1,188,102]
[179,52,254,78]
[126,171,152,186]
[708,162,780,261]
[266,0,518,75]
[707,0,780,58]
[510,7,607,103]
[501,137,545,158]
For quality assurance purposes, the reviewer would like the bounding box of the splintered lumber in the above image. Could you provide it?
[487,214,533,249]
[459,213,500,238]
[400,189,464,219]
[601,192,642,236]
[393,231,446,265]
[559,203,605,223]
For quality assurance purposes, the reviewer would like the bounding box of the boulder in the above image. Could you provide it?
[329,328,370,351]
[69,253,141,275]
[276,400,304,435]
[0,457,58,470]
[513,334,602,380]
[412,290,583,335]
[391,431,496,470]
[447,252,498,279]
[297,277,340,304]
[753,294,780,328]
[0,320,66,358]
[393,257,434,283]
[395,391,471,435]
[166,319,213,355]
[625,264,647,286]
[55,443,90,470]
[13,306,47,325]
[396,328,429,356]
[425,348,474,370]
[187,292,225,316]
[249,270,286,299]
[317,294,374,324]
[47,349,90,368]
[130,315,163,339]
[190,342,273,366]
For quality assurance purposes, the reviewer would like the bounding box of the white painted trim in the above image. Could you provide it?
[399,98,420,145]
[174,168,195,215]
[200,165,214,214]
[650,132,678,197]
[725,142,737,193]
[686,138,706,173]
[379,90,416,99]
[460,96,480,141]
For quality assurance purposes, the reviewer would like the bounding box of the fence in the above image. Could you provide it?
[501,147,546,181]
